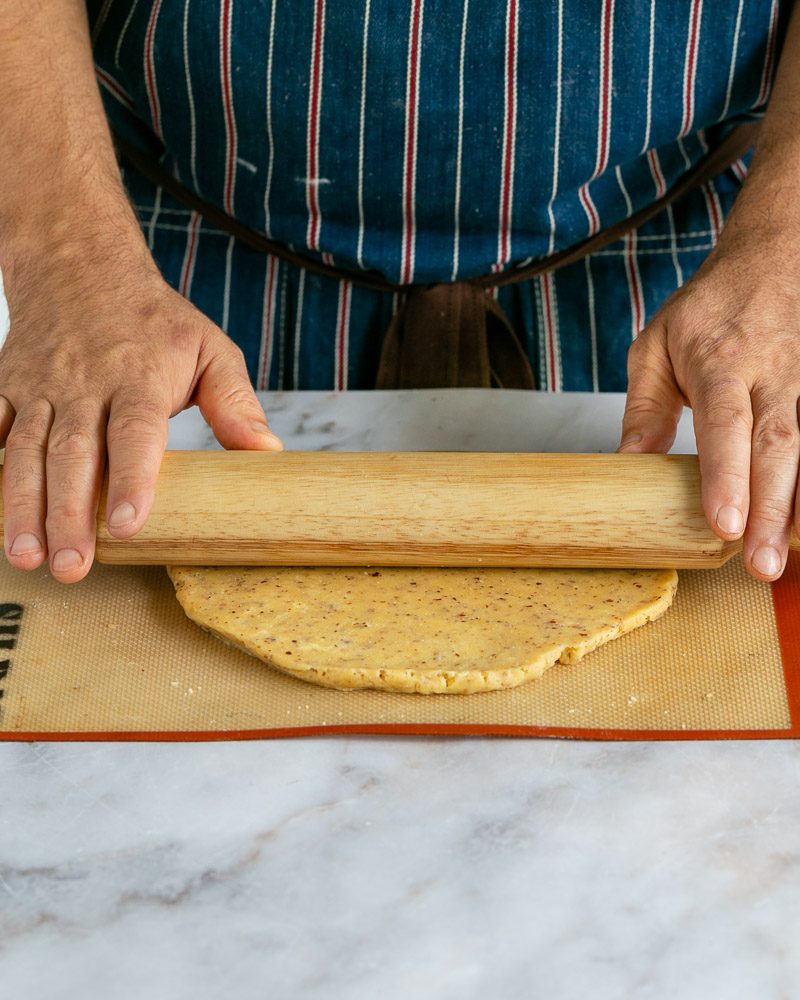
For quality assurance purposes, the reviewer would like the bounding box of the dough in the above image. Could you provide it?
[167,565,678,695]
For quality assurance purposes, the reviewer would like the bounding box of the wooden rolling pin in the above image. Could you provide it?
[0,450,794,569]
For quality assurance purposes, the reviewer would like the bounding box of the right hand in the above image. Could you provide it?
[0,234,283,584]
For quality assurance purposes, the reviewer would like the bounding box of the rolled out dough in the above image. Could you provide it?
[167,565,678,695]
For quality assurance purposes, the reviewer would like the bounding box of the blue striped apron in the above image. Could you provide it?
[87,0,788,391]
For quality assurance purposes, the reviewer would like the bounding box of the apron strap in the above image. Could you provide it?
[113,123,758,389]
[374,283,535,389]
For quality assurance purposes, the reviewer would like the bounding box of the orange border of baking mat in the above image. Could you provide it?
[4,552,800,743]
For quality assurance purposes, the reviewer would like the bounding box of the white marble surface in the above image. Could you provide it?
[3,389,800,1000]
[166,387,699,455]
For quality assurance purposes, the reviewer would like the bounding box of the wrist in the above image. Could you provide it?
[1,185,154,307]
[702,182,800,294]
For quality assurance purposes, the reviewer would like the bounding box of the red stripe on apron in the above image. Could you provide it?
[306,0,326,251]
[401,0,424,285]
[680,0,703,136]
[144,0,165,138]
[220,0,237,216]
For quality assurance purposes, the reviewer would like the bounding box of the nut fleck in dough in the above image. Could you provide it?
[167,565,678,695]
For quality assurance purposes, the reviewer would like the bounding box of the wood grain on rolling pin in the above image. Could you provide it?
[1,451,793,568]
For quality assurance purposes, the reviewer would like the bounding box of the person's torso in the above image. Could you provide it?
[90,0,787,284]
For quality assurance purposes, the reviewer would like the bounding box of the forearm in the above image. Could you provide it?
[718,3,800,246]
[0,0,147,292]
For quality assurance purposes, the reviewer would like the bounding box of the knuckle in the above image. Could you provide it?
[624,395,664,418]
[3,458,44,500]
[45,512,85,536]
[46,495,90,522]
[47,424,97,458]
[704,465,749,490]
[698,400,752,434]
[166,320,203,354]
[5,428,44,456]
[107,410,166,443]
[108,472,152,498]
[226,341,247,364]
[3,478,43,508]
[2,453,42,494]
[752,420,799,457]
[6,417,49,452]
[695,334,744,368]
[223,344,250,374]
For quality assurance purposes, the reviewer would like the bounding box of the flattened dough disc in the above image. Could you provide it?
[167,566,678,695]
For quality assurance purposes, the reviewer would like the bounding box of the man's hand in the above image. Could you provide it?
[619,1,800,582]
[0,0,281,585]
[619,232,800,582]
[0,240,282,585]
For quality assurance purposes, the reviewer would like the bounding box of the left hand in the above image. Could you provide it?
[618,224,800,582]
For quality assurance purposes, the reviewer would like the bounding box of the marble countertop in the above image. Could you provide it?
[3,389,800,1000]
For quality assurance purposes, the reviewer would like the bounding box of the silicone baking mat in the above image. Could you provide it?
[1,552,799,741]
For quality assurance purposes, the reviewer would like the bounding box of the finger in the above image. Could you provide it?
[691,376,753,544]
[105,389,170,538]
[194,340,283,451]
[618,322,684,454]
[741,388,800,580]
[2,400,53,570]
[45,400,106,583]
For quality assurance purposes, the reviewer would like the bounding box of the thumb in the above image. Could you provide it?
[194,338,284,451]
[618,320,684,454]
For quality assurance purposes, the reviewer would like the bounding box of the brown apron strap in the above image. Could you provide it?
[476,122,760,290]
[114,123,758,296]
[374,284,535,389]
[113,123,758,389]
[114,136,396,294]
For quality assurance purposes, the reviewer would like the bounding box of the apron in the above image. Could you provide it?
[87,0,788,391]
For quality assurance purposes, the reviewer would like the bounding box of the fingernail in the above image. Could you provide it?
[716,505,744,536]
[618,434,642,452]
[10,532,41,556]
[52,548,83,572]
[109,501,136,528]
[752,545,781,577]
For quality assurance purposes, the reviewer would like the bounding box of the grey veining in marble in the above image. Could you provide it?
[3,737,800,1000]
[167,388,698,455]
[1,370,798,1000]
